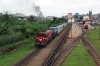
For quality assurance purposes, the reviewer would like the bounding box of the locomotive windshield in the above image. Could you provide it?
[37,33,47,37]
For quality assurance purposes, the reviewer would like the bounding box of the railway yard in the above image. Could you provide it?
[0,21,99,66]
[13,22,100,66]
[1,0,100,66]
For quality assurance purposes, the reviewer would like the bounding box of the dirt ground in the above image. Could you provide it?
[55,22,82,66]
[68,23,82,40]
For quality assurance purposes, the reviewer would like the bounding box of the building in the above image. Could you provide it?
[92,14,98,20]
[62,15,68,19]
[68,13,73,18]
[13,13,25,17]
[89,10,92,19]
[68,18,75,22]
[97,13,100,19]
[83,16,89,20]
[75,12,79,16]
[46,16,54,20]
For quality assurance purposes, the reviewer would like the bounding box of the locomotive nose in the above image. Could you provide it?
[37,38,43,42]
[39,38,42,41]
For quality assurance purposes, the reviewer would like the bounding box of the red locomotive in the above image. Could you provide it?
[35,30,53,48]
[84,24,88,29]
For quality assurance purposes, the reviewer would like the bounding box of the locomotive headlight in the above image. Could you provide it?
[44,38,47,40]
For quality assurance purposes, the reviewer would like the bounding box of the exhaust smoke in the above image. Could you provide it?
[33,3,44,20]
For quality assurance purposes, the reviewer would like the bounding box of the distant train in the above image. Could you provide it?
[83,23,94,29]
[84,24,89,29]
[35,23,69,48]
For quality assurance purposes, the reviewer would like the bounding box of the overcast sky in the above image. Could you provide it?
[0,0,100,17]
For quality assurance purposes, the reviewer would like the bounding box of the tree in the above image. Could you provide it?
[1,11,14,25]
[58,17,67,23]
[53,17,57,22]
[27,15,36,23]
[48,17,57,27]
[0,23,8,35]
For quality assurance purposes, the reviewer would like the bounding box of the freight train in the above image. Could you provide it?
[35,23,69,48]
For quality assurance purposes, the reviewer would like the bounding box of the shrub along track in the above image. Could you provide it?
[82,36,100,66]
[44,24,86,66]
[13,23,71,66]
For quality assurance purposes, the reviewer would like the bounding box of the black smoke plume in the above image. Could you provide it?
[33,3,44,19]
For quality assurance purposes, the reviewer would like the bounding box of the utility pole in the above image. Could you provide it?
[99,22,100,40]
[94,22,95,35]
[71,18,72,39]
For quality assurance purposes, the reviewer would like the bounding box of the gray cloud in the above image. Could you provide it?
[0,0,100,17]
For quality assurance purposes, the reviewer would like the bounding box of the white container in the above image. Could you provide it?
[56,25,63,33]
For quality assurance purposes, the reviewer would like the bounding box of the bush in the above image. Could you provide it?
[0,32,23,47]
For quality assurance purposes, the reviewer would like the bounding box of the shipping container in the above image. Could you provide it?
[56,25,63,33]
[49,27,58,36]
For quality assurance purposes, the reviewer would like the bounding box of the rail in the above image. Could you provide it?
[82,36,100,66]
[13,48,40,66]
[43,23,72,66]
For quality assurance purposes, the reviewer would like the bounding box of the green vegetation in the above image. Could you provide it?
[48,17,67,27]
[0,42,35,66]
[0,20,49,55]
[27,15,36,23]
[0,11,68,66]
[60,42,95,66]
[87,26,100,54]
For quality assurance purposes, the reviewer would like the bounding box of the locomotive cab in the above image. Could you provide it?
[36,33,47,43]
[35,30,53,48]
[84,24,89,29]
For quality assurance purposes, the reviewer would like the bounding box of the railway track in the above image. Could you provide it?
[43,23,71,66]
[43,23,72,66]
[44,22,100,66]
[44,23,85,66]
[82,36,100,66]
[76,22,100,66]
[14,48,41,66]
[52,31,87,66]
[13,23,71,66]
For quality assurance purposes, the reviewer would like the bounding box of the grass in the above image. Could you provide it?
[0,42,36,66]
[0,38,33,55]
[87,26,100,54]
[60,42,95,66]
